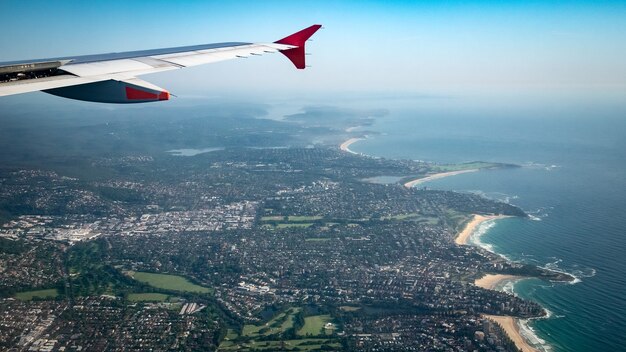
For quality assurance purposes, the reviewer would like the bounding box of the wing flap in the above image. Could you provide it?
[154,52,233,67]
[151,43,292,68]
[59,59,156,77]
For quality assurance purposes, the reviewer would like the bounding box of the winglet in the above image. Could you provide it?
[275,24,322,69]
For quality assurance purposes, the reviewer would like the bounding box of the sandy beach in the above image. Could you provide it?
[339,138,364,154]
[474,274,524,290]
[403,169,478,188]
[484,315,540,352]
[478,275,538,352]
[455,214,509,245]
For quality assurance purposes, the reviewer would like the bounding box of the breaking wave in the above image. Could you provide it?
[542,259,596,285]
[518,318,552,352]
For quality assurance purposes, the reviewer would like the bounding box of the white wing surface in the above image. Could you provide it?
[0,25,321,103]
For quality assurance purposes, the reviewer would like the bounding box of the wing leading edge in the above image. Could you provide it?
[0,25,321,103]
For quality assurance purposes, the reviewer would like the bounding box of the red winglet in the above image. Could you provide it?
[275,24,322,69]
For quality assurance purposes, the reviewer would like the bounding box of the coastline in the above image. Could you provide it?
[339,138,364,154]
[457,218,543,352]
[476,276,543,352]
[484,314,540,352]
[345,134,553,351]
[455,214,510,245]
[403,169,478,188]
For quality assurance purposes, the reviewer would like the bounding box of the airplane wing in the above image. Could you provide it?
[0,25,321,103]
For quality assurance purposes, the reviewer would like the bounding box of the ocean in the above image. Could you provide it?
[346,97,626,352]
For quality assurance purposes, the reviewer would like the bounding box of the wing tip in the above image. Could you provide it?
[274,24,322,69]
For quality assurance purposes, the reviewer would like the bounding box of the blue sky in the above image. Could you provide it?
[2,0,625,100]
